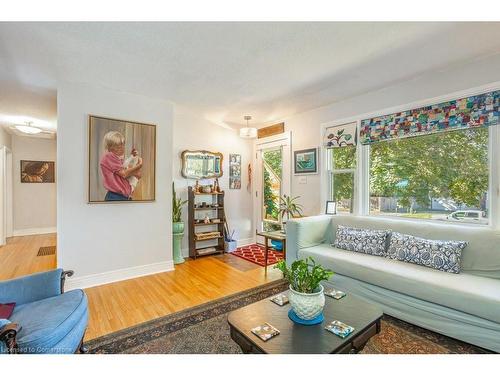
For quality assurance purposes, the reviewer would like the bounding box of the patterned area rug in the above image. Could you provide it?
[231,244,284,267]
[86,280,489,354]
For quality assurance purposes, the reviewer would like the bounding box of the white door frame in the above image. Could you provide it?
[253,131,291,243]
[0,146,13,246]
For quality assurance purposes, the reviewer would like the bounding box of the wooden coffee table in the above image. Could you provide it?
[227,290,383,354]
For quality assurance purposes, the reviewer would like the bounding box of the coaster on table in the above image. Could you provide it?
[324,288,346,300]
[251,322,280,342]
[270,294,289,306]
[325,320,354,338]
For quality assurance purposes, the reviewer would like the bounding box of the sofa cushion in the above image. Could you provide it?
[9,289,87,353]
[299,245,500,324]
[334,225,389,256]
[387,232,467,273]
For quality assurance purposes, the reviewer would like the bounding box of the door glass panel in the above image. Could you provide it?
[262,147,282,231]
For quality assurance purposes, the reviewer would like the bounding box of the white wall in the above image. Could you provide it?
[0,127,11,149]
[269,53,500,216]
[12,136,57,234]
[0,128,12,244]
[173,106,254,257]
[57,82,174,289]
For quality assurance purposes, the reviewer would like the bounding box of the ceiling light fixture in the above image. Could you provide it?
[14,121,42,135]
[239,115,257,139]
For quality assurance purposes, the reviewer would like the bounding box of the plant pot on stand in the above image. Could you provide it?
[172,221,185,264]
[172,182,188,265]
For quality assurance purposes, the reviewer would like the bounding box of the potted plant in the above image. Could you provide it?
[274,257,333,323]
[279,195,303,233]
[172,182,188,264]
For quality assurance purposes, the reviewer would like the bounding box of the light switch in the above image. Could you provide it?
[298,176,307,184]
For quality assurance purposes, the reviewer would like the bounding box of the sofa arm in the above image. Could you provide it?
[0,269,64,306]
[286,215,332,264]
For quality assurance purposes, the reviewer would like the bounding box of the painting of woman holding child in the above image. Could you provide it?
[88,116,156,203]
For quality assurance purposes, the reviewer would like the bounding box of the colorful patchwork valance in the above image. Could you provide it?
[323,122,357,148]
[359,90,499,145]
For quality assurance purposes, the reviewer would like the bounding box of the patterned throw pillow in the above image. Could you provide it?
[387,232,467,274]
[333,225,390,256]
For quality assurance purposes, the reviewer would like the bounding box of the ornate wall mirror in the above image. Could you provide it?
[181,150,223,179]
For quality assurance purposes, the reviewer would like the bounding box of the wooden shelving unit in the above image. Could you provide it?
[188,186,225,259]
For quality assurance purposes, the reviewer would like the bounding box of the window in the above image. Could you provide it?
[369,127,489,225]
[328,146,356,213]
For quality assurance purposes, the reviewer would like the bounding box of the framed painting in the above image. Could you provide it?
[21,160,55,183]
[88,115,156,203]
[294,148,318,174]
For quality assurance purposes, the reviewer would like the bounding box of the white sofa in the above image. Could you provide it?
[286,215,500,352]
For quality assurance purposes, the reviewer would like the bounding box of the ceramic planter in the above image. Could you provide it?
[288,284,325,321]
[172,221,185,264]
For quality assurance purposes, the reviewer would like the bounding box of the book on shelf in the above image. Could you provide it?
[270,294,289,306]
[325,320,354,338]
[251,322,280,342]
[324,288,346,300]
[195,231,221,240]
[196,247,218,255]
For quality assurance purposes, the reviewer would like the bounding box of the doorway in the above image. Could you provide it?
[0,146,13,246]
[254,132,291,237]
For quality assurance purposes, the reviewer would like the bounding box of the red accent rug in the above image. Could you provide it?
[231,244,284,267]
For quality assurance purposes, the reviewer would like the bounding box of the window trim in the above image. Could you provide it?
[320,82,500,229]
[325,141,358,215]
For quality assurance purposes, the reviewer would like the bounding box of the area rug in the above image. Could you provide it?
[231,243,284,267]
[86,280,489,354]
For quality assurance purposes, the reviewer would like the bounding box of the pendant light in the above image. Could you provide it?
[239,115,257,139]
[14,121,42,135]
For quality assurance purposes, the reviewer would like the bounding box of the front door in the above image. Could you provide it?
[254,133,291,237]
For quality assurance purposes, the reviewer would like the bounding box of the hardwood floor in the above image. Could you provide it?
[0,234,282,341]
[0,233,57,280]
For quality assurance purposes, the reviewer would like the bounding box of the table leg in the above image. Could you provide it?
[264,237,269,276]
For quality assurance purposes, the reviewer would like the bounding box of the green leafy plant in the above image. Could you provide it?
[172,182,188,223]
[279,195,303,221]
[274,257,333,293]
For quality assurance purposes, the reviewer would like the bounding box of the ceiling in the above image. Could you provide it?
[1,22,500,132]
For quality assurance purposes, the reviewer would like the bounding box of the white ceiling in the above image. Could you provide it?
[1,22,500,132]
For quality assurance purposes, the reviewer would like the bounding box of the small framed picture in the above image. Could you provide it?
[21,160,55,183]
[294,148,318,174]
[325,201,336,215]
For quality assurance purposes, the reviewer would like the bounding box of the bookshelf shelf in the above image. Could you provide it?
[188,186,225,259]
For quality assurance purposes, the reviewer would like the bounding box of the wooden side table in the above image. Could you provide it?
[256,230,286,275]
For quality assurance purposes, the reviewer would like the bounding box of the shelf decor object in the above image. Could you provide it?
[188,185,226,259]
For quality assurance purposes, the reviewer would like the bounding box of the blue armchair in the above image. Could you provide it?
[0,269,88,354]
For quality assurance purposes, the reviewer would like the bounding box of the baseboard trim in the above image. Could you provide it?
[13,227,57,236]
[65,260,175,290]
[237,237,255,247]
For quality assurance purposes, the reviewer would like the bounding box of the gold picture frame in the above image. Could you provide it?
[88,115,156,203]
[180,150,223,179]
